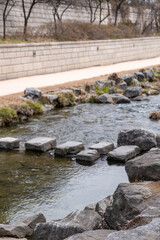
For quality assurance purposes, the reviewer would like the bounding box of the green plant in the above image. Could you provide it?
[0,107,17,123]
[26,101,43,114]
[95,85,112,95]
[87,96,97,103]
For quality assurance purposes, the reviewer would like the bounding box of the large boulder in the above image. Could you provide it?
[143,68,155,82]
[24,88,42,99]
[64,230,115,240]
[95,195,113,217]
[0,137,20,150]
[121,74,133,86]
[118,81,127,91]
[25,137,56,152]
[134,72,145,82]
[105,218,160,240]
[124,87,141,98]
[33,209,102,240]
[76,149,100,164]
[55,141,84,157]
[117,128,157,151]
[97,94,113,104]
[43,94,59,104]
[89,142,114,155]
[105,182,159,230]
[111,94,130,104]
[107,145,140,162]
[0,213,46,238]
[125,148,160,182]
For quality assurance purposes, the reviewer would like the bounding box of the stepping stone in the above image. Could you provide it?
[89,142,114,155]
[0,137,20,150]
[55,141,84,156]
[107,145,140,162]
[25,137,56,152]
[76,149,100,163]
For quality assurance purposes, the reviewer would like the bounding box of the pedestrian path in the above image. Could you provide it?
[0,56,160,97]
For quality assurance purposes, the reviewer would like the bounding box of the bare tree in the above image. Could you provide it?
[79,0,100,23]
[21,0,43,40]
[98,0,110,24]
[46,0,74,37]
[111,0,127,25]
[0,0,16,39]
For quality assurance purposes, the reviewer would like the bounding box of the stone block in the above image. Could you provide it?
[0,137,20,150]
[76,149,100,163]
[89,142,114,155]
[55,141,84,156]
[25,137,56,152]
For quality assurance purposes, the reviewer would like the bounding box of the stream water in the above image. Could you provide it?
[0,95,160,224]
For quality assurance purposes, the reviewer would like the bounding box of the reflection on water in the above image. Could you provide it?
[0,95,160,223]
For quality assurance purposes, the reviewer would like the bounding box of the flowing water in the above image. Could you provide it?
[0,95,160,224]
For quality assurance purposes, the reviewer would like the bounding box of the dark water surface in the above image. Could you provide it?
[0,96,160,224]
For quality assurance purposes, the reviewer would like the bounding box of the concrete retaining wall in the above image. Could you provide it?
[0,37,160,81]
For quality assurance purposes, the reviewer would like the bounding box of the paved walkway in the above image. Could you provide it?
[0,56,160,97]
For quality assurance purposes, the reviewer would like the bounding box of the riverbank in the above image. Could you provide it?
[0,64,160,127]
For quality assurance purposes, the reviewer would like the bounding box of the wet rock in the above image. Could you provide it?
[105,218,160,240]
[24,88,42,99]
[111,94,130,104]
[117,128,157,151]
[64,229,115,240]
[0,238,27,240]
[125,148,160,182]
[42,104,54,113]
[124,87,141,98]
[105,182,156,230]
[0,213,46,238]
[43,94,59,104]
[143,68,155,82]
[118,81,127,91]
[134,72,145,82]
[76,149,100,163]
[96,195,113,217]
[55,141,84,156]
[25,137,56,152]
[121,74,133,86]
[33,209,102,240]
[97,94,113,104]
[107,145,140,162]
[0,137,20,150]
[132,96,150,101]
[89,142,114,155]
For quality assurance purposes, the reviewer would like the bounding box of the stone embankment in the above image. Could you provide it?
[0,66,160,127]
[0,127,159,239]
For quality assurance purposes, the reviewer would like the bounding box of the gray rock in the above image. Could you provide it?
[121,74,133,86]
[156,134,160,147]
[76,149,100,163]
[42,104,54,113]
[117,128,157,151]
[97,94,113,104]
[105,218,160,240]
[24,88,42,99]
[125,148,160,182]
[96,80,115,90]
[105,182,154,230]
[64,230,115,240]
[143,68,155,82]
[14,213,46,230]
[111,94,130,104]
[43,94,59,104]
[132,78,140,86]
[72,88,81,95]
[108,88,115,94]
[124,87,141,98]
[89,142,114,155]
[0,137,20,150]
[33,209,102,240]
[134,72,145,82]
[0,213,46,238]
[132,96,150,101]
[55,141,84,156]
[118,81,127,90]
[107,145,140,162]
[25,137,56,152]
[96,195,113,217]
[0,238,27,240]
